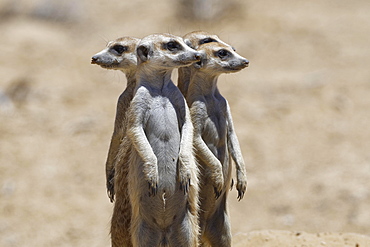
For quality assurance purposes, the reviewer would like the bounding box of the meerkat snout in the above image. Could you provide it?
[236,58,249,69]
[233,57,249,69]
[91,55,113,65]
[91,53,119,66]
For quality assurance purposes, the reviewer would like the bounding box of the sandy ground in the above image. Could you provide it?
[0,0,370,246]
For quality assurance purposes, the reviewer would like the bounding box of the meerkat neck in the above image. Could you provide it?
[125,69,137,89]
[190,71,219,96]
[137,65,173,89]
[178,67,191,85]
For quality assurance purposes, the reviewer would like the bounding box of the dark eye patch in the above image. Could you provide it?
[111,45,127,55]
[199,37,217,45]
[165,41,182,51]
[216,49,231,59]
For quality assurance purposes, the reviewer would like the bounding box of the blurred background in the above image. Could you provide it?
[0,0,369,246]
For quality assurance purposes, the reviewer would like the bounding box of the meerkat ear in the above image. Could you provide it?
[184,39,195,49]
[137,44,150,62]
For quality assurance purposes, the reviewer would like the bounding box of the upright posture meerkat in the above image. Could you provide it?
[178,31,234,98]
[186,42,249,247]
[126,33,200,247]
[91,36,139,200]
[91,36,140,247]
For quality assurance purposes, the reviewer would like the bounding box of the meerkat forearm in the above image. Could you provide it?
[193,135,222,170]
[128,120,158,185]
[179,101,193,156]
[127,90,160,196]
[177,103,195,192]
[129,126,159,195]
[226,101,247,200]
[193,133,224,197]
[190,104,223,171]
[105,96,128,201]
[105,133,121,201]
[113,136,130,171]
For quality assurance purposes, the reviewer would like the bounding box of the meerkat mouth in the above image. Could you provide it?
[176,60,198,67]
[91,57,120,68]
[99,64,118,69]
[224,66,245,72]
[227,63,249,71]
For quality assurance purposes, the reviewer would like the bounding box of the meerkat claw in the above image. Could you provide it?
[180,178,190,194]
[107,180,115,202]
[214,187,222,199]
[148,182,158,197]
[237,190,244,201]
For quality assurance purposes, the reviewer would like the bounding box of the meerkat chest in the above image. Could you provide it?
[145,96,181,143]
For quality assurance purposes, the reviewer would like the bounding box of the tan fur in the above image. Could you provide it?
[91,36,140,247]
[124,33,200,247]
[178,31,234,98]
[186,42,249,247]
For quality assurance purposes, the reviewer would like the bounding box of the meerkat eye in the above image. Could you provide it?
[199,38,217,45]
[166,41,181,51]
[216,49,230,59]
[112,45,127,54]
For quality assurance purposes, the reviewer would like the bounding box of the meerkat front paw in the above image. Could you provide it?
[211,165,224,199]
[106,168,115,202]
[143,159,158,197]
[178,155,191,194]
[236,173,247,201]
[146,172,158,197]
[148,180,158,197]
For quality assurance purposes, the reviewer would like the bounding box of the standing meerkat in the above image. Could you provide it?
[126,33,200,247]
[178,31,234,98]
[91,36,140,200]
[186,42,249,247]
[91,36,140,247]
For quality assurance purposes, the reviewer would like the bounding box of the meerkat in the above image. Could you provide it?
[125,33,200,247]
[186,42,249,247]
[91,36,140,247]
[178,31,234,98]
[91,36,139,200]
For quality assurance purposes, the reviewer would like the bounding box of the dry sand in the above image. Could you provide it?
[0,0,370,246]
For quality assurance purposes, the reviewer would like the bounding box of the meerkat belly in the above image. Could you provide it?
[141,98,187,227]
[146,101,180,190]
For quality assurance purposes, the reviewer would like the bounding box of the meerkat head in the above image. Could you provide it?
[194,42,249,74]
[136,33,201,69]
[183,30,236,51]
[91,36,140,72]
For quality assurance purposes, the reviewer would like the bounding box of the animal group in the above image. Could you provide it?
[91,31,249,247]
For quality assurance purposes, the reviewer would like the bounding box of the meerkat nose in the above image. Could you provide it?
[91,55,99,64]
[243,59,250,67]
[194,52,201,60]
